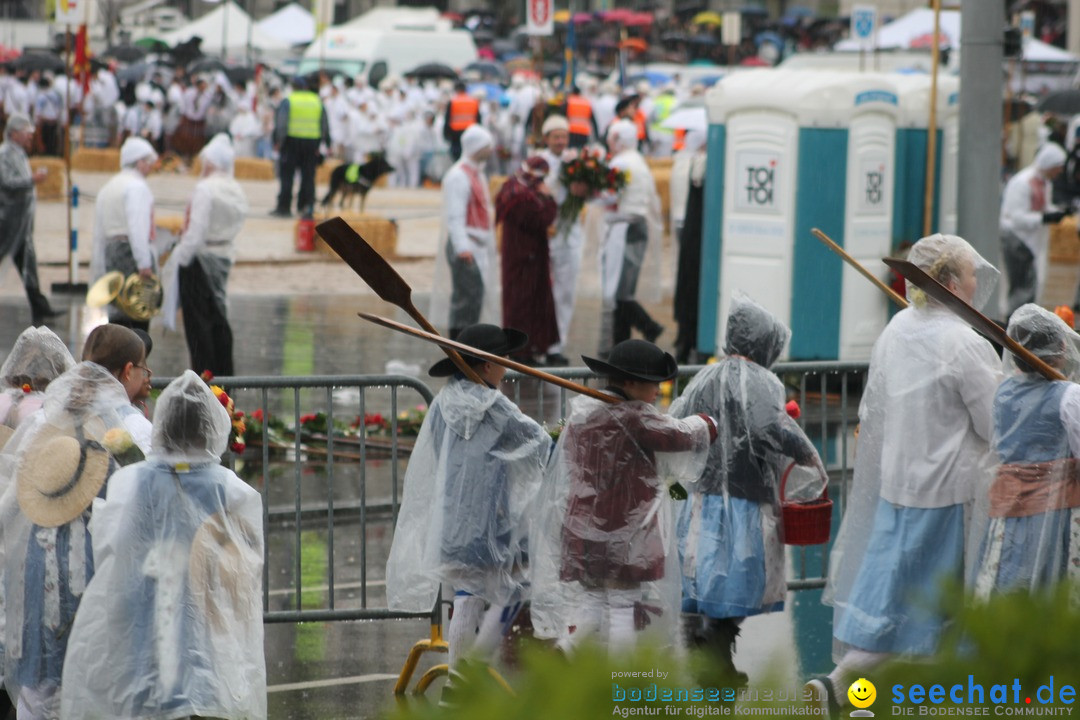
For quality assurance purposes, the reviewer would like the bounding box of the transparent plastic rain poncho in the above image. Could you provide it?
[669,295,824,619]
[385,378,551,612]
[971,304,1080,599]
[0,362,133,706]
[60,371,266,720]
[529,392,713,651]
[824,234,1002,659]
[0,326,75,434]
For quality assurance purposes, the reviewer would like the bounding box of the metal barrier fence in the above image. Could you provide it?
[152,361,867,624]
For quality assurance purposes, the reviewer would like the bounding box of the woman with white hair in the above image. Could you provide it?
[600,119,664,354]
[162,134,247,377]
[810,234,1003,716]
[0,112,61,326]
[59,370,265,720]
[1000,142,1068,318]
[90,136,159,332]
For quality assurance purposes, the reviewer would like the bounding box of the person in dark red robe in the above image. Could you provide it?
[496,156,559,364]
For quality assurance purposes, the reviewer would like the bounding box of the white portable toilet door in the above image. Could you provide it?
[840,111,895,359]
[717,110,799,351]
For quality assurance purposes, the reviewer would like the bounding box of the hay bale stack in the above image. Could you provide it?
[316,159,343,187]
[313,211,397,258]
[191,155,275,180]
[1050,216,1080,264]
[155,213,185,237]
[647,156,674,172]
[30,157,65,201]
[71,148,120,173]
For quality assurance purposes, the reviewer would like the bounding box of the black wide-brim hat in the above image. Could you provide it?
[429,324,529,377]
[582,339,678,383]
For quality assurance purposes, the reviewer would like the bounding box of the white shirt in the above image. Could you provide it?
[173,174,247,266]
[609,148,659,219]
[869,306,1002,508]
[91,169,156,278]
[1000,164,1051,254]
[4,81,29,116]
[182,87,214,121]
[442,158,492,256]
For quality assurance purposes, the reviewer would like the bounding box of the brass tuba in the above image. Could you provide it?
[86,271,163,322]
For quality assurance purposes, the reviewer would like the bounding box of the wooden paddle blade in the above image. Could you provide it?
[883,258,1065,382]
[358,312,620,404]
[315,217,413,308]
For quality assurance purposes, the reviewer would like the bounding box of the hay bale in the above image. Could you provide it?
[234,157,275,181]
[71,148,120,173]
[30,157,65,201]
[1050,216,1080,264]
[652,167,671,232]
[155,213,185,237]
[316,160,343,186]
[647,157,674,172]
[314,211,397,258]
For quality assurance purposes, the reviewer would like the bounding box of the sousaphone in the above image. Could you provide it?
[86,271,163,322]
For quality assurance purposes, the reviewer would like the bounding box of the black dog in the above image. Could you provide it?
[321,154,394,213]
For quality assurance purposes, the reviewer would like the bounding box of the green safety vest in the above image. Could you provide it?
[287,91,322,139]
[650,94,677,135]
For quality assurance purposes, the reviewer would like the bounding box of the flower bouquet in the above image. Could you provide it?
[208,384,247,455]
[102,428,145,466]
[556,148,626,233]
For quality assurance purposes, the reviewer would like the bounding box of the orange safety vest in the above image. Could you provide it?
[566,94,592,136]
[672,128,686,151]
[449,94,480,132]
[634,109,647,140]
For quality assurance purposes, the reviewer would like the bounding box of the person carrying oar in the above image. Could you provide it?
[384,323,551,706]
[810,234,1003,718]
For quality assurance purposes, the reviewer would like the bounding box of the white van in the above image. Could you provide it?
[298,27,478,81]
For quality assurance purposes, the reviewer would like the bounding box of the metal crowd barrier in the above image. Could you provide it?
[152,361,867,625]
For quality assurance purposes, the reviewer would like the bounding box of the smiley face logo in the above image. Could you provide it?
[848,678,877,709]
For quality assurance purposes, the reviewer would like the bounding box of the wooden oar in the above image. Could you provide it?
[884,258,1065,382]
[813,228,909,309]
[315,216,485,385]
[359,312,620,404]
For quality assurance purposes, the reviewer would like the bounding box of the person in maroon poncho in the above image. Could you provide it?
[495,156,559,365]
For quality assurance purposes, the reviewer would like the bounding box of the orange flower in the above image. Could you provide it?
[1055,305,1075,328]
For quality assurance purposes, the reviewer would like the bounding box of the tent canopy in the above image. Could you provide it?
[159,1,291,59]
[256,3,315,46]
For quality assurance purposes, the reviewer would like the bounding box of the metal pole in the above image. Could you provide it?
[923,0,940,237]
[222,0,229,61]
[957,0,1004,264]
[1070,0,1080,57]
[65,26,73,285]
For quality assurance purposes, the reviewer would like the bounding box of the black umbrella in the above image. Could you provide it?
[187,57,226,76]
[1037,90,1080,116]
[105,44,146,63]
[11,52,64,73]
[463,60,507,84]
[661,32,690,43]
[404,62,460,81]
[224,65,255,84]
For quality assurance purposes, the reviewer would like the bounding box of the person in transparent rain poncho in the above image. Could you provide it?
[60,370,265,720]
[670,294,824,686]
[384,324,551,699]
[808,234,1003,718]
[0,359,141,720]
[0,326,74,446]
[972,304,1080,599]
[530,339,717,657]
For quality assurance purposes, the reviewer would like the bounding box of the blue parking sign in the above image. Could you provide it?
[852,5,877,43]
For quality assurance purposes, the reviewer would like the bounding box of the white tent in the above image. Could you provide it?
[159,1,291,60]
[342,6,451,31]
[835,9,961,51]
[256,3,315,46]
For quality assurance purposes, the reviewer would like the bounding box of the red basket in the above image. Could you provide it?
[780,461,833,546]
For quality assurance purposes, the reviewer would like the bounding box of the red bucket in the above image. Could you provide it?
[295,217,315,252]
[780,461,833,546]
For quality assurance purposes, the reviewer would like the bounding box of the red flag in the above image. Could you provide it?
[73,25,91,95]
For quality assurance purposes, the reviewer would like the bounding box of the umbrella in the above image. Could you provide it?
[492,39,519,58]
[739,6,769,17]
[661,32,690,44]
[105,44,147,63]
[624,12,654,27]
[504,56,534,73]
[187,57,226,76]
[467,82,504,101]
[692,11,723,26]
[661,106,706,133]
[405,62,460,81]
[573,13,593,24]
[628,70,671,87]
[554,9,570,23]
[464,60,508,84]
[134,37,170,52]
[689,34,719,46]
[600,8,636,23]
[1037,90,1080,115]
[12,52,64,73]
[619,37,649,53]
[224,65,256,84]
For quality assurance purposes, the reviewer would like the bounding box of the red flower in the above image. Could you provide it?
[21,384,31,393]
[252,409,264,422]
[785,400,801,420]
[299,413,318,425]
[230,441,246,454]
[200,370,214,382]
[233,410,244,420]
[217,392,231,408]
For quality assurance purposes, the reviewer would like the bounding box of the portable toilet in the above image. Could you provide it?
[891,73,960,249]
[697,69,900,361]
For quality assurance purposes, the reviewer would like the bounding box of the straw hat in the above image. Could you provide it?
[17,422,111,528]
